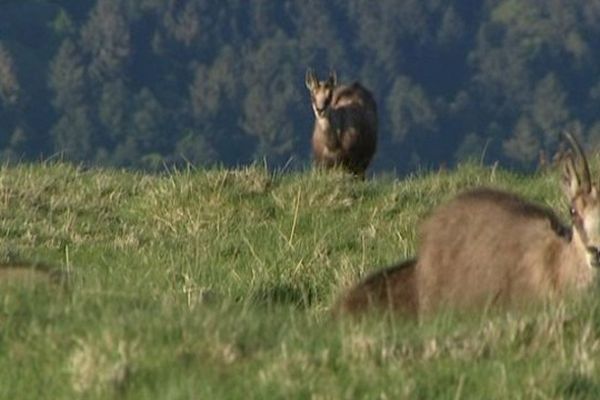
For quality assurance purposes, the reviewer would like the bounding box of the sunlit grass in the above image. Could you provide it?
[0,160,599,399]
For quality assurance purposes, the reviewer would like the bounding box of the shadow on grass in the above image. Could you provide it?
[556,373,600,400]
[0,258,70,289]
[251,283,317,308]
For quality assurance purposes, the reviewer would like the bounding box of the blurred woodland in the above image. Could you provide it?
[2,0,600,172]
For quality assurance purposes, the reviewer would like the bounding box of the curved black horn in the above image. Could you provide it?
[563,131,591,193]
[305,68,317,90]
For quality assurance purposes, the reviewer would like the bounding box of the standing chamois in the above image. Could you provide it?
[336,132,599,317]
[305,69,377,178]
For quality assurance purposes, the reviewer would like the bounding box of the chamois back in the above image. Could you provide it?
[416,188,580,314]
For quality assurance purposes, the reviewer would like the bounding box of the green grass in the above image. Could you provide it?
[1,161,599,399]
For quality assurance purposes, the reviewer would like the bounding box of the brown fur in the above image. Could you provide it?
[306,70,377,178]
[416,188,589,314]
[334,259,417,317]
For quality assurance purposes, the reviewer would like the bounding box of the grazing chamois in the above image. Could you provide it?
[305,69,377,178]
[336,132,599,317]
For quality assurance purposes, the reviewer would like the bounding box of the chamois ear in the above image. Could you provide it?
[561,153,581,200]
[328,70,337,87]
[305,69,317,90]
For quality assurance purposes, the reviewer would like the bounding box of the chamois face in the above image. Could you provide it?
[305,69,336,119]
[563,132,600,268]
[570,186,600,267]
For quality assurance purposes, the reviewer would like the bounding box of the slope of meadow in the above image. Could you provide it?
[0,162,599,399]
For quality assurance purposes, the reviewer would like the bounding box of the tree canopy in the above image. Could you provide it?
[1,0,600,172]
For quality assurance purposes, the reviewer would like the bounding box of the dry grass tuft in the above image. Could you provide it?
[68,332,138,395]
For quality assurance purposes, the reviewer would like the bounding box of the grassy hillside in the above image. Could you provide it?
[1,162,599,399]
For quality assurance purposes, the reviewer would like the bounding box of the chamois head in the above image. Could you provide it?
[562,131,600,268]
[305,69,337,119]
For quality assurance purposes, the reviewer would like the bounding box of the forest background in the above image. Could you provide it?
[2,0,600,173]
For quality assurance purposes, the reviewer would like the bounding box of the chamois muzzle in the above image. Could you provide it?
[314,97,332,117]
[587,246,600,268]
[315,106,327,117]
